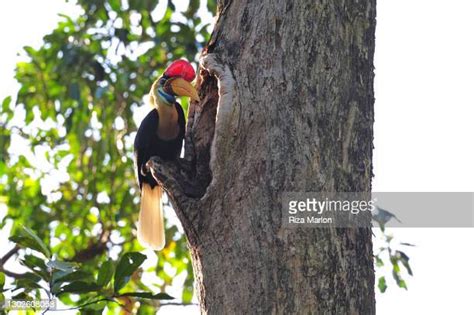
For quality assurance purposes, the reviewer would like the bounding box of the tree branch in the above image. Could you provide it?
[0,245,19,265]
[160,302,199,306]
[0,267,27,279]
[69,226,110,263]
[147,158,205,199]
[0,246,27,279]
[52,298,124,311]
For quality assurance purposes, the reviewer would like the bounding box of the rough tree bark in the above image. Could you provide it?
[149,0,376,313]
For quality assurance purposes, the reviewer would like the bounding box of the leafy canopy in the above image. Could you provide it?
[0,0,214,313]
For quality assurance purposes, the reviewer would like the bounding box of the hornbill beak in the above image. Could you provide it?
[170,77,200,102]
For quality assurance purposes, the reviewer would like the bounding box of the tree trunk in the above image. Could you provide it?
[150,0,376,313]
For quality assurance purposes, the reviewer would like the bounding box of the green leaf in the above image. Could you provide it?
[398,279,408,290]
[23,45,36,56]
[1,96,11,111]
[83,300,107,312]
[12,291,28,300]
[182,285,193,303]
[22,226,51,258]
[392,269,402,286]
[16,279,42,290]
[16,273,42,291]
[9,226,51,258]
[378,276,387,293]
[113,252,146,292]
[52,270,74,284]
[53,270,93,284]
[0,272,5,290]
[397,250,413,276]
[97,260,114,287]
[22,255,48,271]
[392,261,400,273]
[109,0,121,11]
[375,256,384,267]
[20,272,42,283]
[373,207,402,225]
[51,281,63,295]
[119,292,174,300]
[58,281,100,294]
[47,260,77,272]
[21,255,49,280]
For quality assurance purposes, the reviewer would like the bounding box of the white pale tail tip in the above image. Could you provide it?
[137,184,165,251]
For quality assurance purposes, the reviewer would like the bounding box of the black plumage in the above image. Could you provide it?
[133,103,185,189]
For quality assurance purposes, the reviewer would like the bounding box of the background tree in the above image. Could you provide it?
[0,0,215,313]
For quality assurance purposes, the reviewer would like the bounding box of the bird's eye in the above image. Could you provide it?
[162,77,176,95]
[159,77,168,85]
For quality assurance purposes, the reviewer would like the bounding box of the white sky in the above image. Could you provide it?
[0,0,473,314]
[373,1,474,314]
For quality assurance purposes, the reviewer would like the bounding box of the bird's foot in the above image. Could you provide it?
[141,163,150,177]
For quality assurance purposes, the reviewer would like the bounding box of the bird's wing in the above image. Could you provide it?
[133,109,159,189]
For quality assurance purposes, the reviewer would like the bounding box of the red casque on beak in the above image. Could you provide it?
[164,59,196,82]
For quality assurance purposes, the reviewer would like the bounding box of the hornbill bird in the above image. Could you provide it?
[134,60,199,250]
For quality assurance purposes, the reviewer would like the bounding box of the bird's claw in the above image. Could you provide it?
[140,163,149,177]
[143,159,158,176]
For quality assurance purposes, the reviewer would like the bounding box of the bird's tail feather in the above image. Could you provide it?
[137,184,165,251]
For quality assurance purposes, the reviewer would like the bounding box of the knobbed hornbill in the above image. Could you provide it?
[134,60,199,250]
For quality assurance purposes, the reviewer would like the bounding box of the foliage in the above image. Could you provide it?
[373,208,414,293]
[0,0,214,313]
[0,226,173,313]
